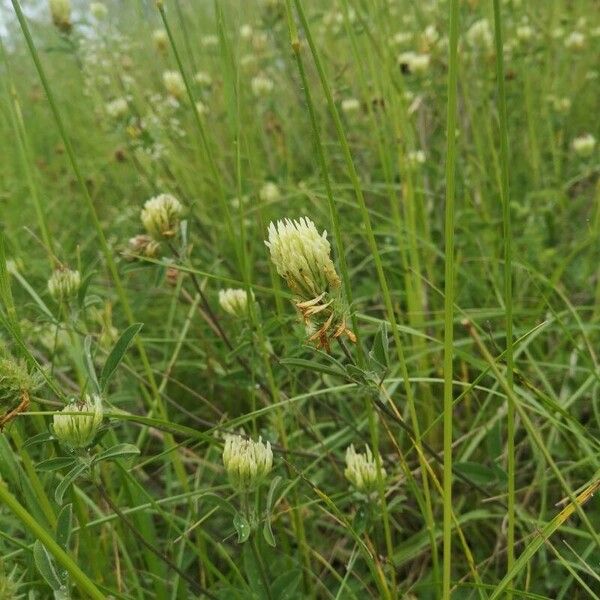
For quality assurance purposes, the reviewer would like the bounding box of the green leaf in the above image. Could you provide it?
[262,475,281,548]
[272,569,302,600]
[454,461,499,486]
[93,443,140,464]
[233,512,251,544]
[76,271,95,308]
[369,321,389,368]
[33,540,63,591]
[36,457,77,472]
[22,431,55,450]
[55,462,89,505]
[83,335,100,394]
[99,323,143,391]
[56,503,74,550]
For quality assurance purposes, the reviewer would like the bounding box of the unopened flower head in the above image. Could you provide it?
[466,18,493,51]
[0,355,41,409]
[90,2,107,19]
[516,23,534,42]
[48,267,81,303]
[251,74,274,96]
[572,133,596,157]
[564,31,585,50]
[106,97,128,119]
[259,181,281,203]
[341,98,361,114]
[49,0,71,33]
[162,70,185,99]
[222,433,273,491]
[141,194,184,239]
[219,288,252,317]
[153,29,169,52]
[52,394,103,449]
[344,444,386,493]
[397,51,430,74]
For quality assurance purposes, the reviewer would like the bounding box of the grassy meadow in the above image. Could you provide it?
[0,0,599,598]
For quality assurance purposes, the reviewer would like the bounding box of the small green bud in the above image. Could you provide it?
[48,267,81,303]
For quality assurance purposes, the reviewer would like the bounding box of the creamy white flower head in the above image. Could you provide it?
[344,444,386,493]
[572,133,596,157]
[222,433,273,491]
[201,34,219,47]
[153,29,168,52]
[407,149,426,167]
[466,18,493,50]
[423,24,439,46]
[162,70,185,99]
[195,101,208,116]
[547,95,571,114]
[564,31,585,50]
[516,24,534,42]
[194,71,212,86]
[265,217,341,299]
[53,395,103,449]
[341,98,361,114]
[259,182,281,203]
[240,24,253,40]
[48,267,81,302]
[391,31,412,46]
[106,97,128,119]
[49,0,71,32]
[141,194,184,239]
[398,51,430,74]
[90,2,107,19]
[219,288,252,317]
[251,74,274,96]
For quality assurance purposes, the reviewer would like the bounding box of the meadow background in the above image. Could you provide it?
[0,0,599,598]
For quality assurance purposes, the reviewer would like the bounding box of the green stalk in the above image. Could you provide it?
[443,0,460,597]
[0,482,104,600]
[492,0,516,587]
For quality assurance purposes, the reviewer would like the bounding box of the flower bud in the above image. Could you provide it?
[48,267,81,303]
[259,182,280,203]
[162,70,185,99]
[222,433,273,492]
[125,234,160,260]
[53,395,103,449]
[141,194,184,240]
[251,74,274,96]
[49,0,71,33]
[572,133,596,158]
[219,288,252,317]
[344,444,386,493]
[153,29,168,52]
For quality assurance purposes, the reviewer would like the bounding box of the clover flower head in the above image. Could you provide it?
[572,133,596,157]
[345,444,386,493]
[141,194,184,240]
[222,433,273,491]
[48,267,81,303]
[49,0,71,33]
[162,70,185,99]
[52,394,103,449]
[219,288,252,317]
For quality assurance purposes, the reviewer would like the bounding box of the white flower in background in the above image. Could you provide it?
[546,95,571,114]
[259,182,281,203]
[222,433,273,491]
[407,150,426,167]
[341,98,361,114]
[391,31,412,46]
[564,31,585,50]
[422,24,439,46]
[252,31,268,51]
[251,74,274,96]
[344,444,386,493]
[106,97,128,119]
[152,29,168,52]
[49,0,71,33]
[398,51,430,74]
[194,71,212,87]
[265,217,341,300]
[52,395,103,449]
[48,267,81,302]
[90,2,107,19]
[219,288,252,317]
[516,24,534,42]
[466,18,493,51]
[201,34,219,47]
[162,70,186,99]
[195,101,208,116]
[141,194,184,239]
[572,134,596,157]
[240,24,253,40]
